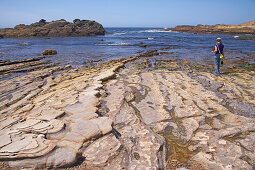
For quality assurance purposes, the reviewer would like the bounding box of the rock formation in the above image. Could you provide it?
[42,49,57,56]
[0,19,105,38]
[0,49,255,169]
[168,21,255,35]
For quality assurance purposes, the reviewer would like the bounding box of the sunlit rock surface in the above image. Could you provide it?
[0,49,255,169]
[168,21,255,35]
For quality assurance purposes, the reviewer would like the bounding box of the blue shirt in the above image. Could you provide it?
[215,43,224,54]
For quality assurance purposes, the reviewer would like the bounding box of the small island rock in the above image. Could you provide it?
[0,19,105,38]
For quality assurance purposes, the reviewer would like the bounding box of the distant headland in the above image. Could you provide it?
[0,19,105,38]
[166,21,255,35]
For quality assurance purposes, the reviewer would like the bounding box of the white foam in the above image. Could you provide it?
[148,37,154,40]
[234,36,239,38]
[113,32,127,35]
[141,29,173,33]
[96,42,130,46]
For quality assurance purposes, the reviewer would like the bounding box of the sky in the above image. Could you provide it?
[0,0,254,28]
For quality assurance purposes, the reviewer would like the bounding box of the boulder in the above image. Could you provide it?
[42,49,57,55]
[139,44,148,48]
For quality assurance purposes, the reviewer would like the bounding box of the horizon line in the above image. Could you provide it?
[0,20,254,29]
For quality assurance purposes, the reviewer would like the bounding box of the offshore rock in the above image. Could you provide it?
[0,19,105,38]
[42,49,57,56]
[168,21,255,35]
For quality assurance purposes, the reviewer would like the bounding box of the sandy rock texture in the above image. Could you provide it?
[0,49,255,169]
[0,56,137,169]
[95,56,255,169]
[0,19,105,38]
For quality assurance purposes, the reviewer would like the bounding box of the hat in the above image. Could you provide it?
[216,37,221,40]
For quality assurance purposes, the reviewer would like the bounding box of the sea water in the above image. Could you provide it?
[0,27,254,67]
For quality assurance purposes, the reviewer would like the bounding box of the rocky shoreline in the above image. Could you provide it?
[0,19,105,38]
[0,49,255,169]
[167,21,255,35]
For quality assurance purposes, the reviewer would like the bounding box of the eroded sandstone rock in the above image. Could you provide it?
[0,58,128,169]
[98,57,255,169]
[0,134,55,159]
[1,52,255,170]
[83,134,121,166]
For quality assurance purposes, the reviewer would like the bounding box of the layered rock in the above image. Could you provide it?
[1,49,255,169]
[0,56,71,81]
[0,56,139,169]
[95,54,255,169]
[168,21,255,35]
[0,19,105,38]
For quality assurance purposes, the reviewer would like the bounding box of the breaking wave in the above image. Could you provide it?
[139,29,173,33]
[113,32,127,35]
[96,42,132,46]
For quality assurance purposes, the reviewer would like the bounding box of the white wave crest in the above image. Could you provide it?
[141,29,173,33]
[113,32,127,35]
[96,42,130,46]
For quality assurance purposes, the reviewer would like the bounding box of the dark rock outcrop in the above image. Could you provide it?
[236,36,255,41]
[167,21,255,35]
[0,19,105,38]
[42,49,57,56]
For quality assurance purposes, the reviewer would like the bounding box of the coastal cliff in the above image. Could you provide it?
[0,19,105,38]
[168,21,255,35]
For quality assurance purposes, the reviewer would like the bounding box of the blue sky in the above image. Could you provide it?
[0,0,254,28]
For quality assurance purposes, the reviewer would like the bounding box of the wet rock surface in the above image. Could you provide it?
[168,21,255,35]
[0,19,105,38]
[0,56,69,81]
[42,49,57,56]
[0,49,255,169]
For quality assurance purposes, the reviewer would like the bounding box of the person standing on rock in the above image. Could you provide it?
[211,38,224,75]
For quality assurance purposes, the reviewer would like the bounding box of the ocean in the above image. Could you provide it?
[0,27,254,66]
